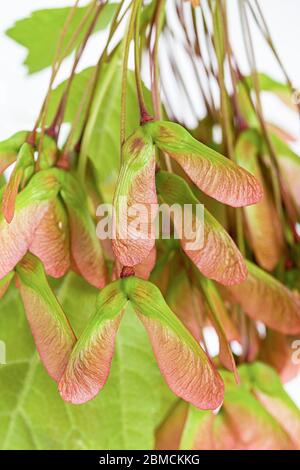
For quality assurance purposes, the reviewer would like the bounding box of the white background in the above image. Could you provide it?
[0,0,300,406]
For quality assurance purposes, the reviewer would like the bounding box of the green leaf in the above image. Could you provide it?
[6,3,119,74]
[0,275,175,449]
[0,272,14,299]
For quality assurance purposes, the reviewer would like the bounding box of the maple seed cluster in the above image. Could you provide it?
[1,0,300,451]
[0,111,265,407]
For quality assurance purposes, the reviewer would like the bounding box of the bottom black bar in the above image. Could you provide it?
[1,450,299,466]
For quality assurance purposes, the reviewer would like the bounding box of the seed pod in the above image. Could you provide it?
[156,171,247,285]
[58,281,128,404]
[259,330,300,383]
[180,364,298,450]
[0,130,28,174]
[59,170,107,288]
[236,130,283,271]
[59,276,224,409]
[239,363,300,450]
[112,127,157,267]
[29,198,70,278]
[127,277,224,410]
[36,133,58,169]
[225,261,300,335]
[198,276,238,381]
[0,169,61,279]
[202,281,240,343]
[0,166,107,286]
[146,120,262,208]
[2,142,35,223]
[214,386,295,450]
[16,253,76,382]
[166,269,204,342]
[270,132,300,212]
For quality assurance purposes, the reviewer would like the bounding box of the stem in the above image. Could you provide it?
[77,0,128,181]
[197,4,222,122]
[150,0,172,171]
[248,0,294,89]
[32,0,97,150]
[77,0,127,149]
[220,1,247,131]
[47,2,104,144]
[150,0,165,119]
[63,69,97,155]
[212,0,234,158]
[249,0,300,121]
[239,0,284,230]
[193,8,217,118]
[165,31,198,121]
[134,0,152,124]
[219,0,246,255]
[29,0,81,144]
[178,4,212,117]
[120,0,139,147]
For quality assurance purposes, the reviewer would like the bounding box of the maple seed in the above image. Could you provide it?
[145,120,263,208]
[112,127,157,267]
